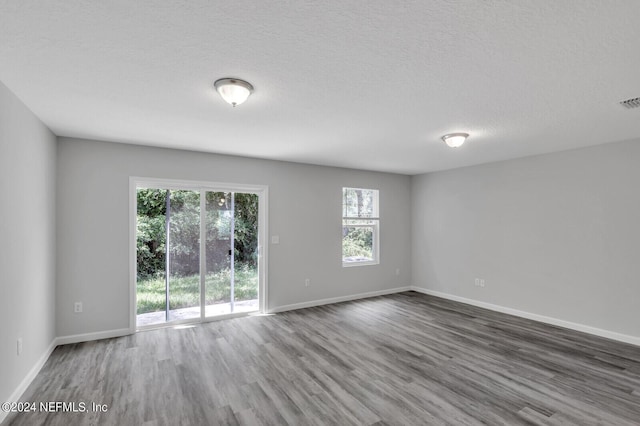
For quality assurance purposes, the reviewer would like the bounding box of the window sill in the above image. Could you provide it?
[342,260,379,268]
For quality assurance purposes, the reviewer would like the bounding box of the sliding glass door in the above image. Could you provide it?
[135,183,261,328]
[204,191,259,318]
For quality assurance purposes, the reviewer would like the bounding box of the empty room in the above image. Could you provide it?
[1,1,639,425]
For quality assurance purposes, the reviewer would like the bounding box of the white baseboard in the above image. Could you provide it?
[411,286,640,347]
[55,328,132,346]
[270,286,412,313]
[0,338,58,424]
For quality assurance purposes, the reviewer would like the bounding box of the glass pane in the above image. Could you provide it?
[136,188,169,327]
[232,193,259,313]
[205,191,232,316]
[205,192,259,317]
[137,187,260,325]
[343,188,377,218]
[342,225,374,263]
[167,190,201,321]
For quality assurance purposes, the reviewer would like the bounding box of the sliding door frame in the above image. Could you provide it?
[129,177,269,332]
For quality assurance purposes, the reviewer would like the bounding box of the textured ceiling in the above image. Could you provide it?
[1,1,639,174]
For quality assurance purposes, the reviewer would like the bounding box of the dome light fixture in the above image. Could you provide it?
[442,132,469,148]
[214,78,254,107]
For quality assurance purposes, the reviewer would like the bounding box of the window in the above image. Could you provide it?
[342,187,379,266]
[131,178,268,329]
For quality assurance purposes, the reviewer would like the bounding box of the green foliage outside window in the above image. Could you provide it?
[342,227,374,259]
[136,189,258,280]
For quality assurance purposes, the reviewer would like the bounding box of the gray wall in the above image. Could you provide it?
[0,82,57,403]
[56,138,411,337]
[412,139,640,337]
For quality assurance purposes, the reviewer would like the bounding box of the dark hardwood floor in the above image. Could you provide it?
[5,292,640,425]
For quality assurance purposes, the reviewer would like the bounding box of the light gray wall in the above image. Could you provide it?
[0,82,56,403]
[412,139,640,337]
[56,138,411,337]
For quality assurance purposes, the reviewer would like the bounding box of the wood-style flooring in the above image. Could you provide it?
[5,292,640,425]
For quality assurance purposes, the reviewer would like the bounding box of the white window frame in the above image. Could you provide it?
[129,177,269,332]
[342,187,380,267]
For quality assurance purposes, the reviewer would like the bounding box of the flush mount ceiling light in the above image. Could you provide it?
[442,133,469,148]
[213,78,254,107]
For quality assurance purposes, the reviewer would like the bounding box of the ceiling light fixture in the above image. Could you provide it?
[214,78,254,107]
[442,133,469,148]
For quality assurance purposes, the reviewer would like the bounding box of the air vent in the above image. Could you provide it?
[619,97,640,109]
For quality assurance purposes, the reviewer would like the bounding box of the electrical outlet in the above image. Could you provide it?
[475,278,480,286]
[304,278,310,287]
[480,279,485,288]
[17,338,23,356]
[74,302,83,313]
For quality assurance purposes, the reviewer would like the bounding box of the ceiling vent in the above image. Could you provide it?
[619,97,640,109]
